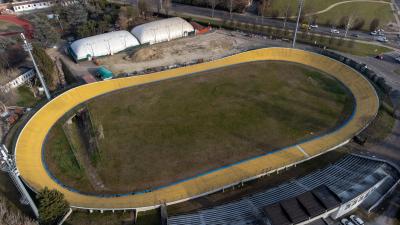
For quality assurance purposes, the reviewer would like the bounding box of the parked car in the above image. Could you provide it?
[341,218,355,225]
[331,28,340,34]
[361,64,368,69]
[350,215,365,225]
[375,54,384,60]
[309,24,318,29]
[370,30,378,35]
[376,36,388,43]
[351,33,360,38]
[395,57,400,63]
[377,30,385,36]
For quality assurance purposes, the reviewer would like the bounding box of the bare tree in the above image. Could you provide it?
[301,4,315,25]
[163,0,172,16]
[138,0,148,19]
[258,0,269,24]
[156,0,162,14]
[117,8,129,30]
[344,15,355,37]
[283,2,291,29]
[209,0,220,18]
[0,194,37,225]
[228,0,235,20]
[352,17,365,30]
[0,87,18,110]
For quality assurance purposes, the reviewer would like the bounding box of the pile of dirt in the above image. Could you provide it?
[129,48,163,62]
[209,39,234,52]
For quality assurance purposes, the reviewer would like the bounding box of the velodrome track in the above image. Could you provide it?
[15,48,379,210]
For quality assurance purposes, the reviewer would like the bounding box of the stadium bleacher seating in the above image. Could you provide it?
[280,198,310,223]
[297,192,325,217]
[168,155,399,225]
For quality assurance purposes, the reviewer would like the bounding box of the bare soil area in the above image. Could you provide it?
[96,30,270,74]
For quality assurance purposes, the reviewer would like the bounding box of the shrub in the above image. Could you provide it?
[37,187,69,225]
[32,44,56,90]
[370,18,380,31]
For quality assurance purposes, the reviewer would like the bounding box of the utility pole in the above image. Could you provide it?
[0,145,39,217]
[283,3,290,30]
[292,0,304,48]
[20,33,51,100]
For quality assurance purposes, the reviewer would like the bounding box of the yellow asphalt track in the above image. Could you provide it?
[15,48,379,210]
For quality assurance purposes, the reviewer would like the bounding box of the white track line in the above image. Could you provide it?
[296,145,310,158]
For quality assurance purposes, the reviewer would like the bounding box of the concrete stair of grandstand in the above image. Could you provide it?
[201,200,259,224]
[249,182,306,208]
[360,176,396,208]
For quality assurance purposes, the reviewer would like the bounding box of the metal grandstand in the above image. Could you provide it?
[168,155,400,225]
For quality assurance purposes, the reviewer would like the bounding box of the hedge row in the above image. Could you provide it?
[319,50,393,97]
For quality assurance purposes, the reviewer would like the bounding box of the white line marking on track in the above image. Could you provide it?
[296,145,310,158]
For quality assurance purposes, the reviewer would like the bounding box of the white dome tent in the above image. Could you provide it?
[131,17,195,45]
[69,31,140,61]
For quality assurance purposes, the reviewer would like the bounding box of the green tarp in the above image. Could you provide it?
[97,67,113,80]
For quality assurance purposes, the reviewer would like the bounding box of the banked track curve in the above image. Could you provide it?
[15,48,379,210]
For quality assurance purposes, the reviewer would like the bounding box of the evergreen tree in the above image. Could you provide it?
[66,3,88,31]
[32,44,56,90]
[76,20,98,38]
[30,14,60,47]
[37,187,69,225]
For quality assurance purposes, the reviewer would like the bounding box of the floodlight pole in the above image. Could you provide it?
[20,33,51,100]
[0,145,39,217]
[292,0,304,48]
[55,14,63,31]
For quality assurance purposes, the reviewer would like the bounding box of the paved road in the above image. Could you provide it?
[341,49,400,160]
[117,0,399,45]
[348,52,400,90]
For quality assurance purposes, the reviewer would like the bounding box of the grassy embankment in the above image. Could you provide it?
[264,0,395,30]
